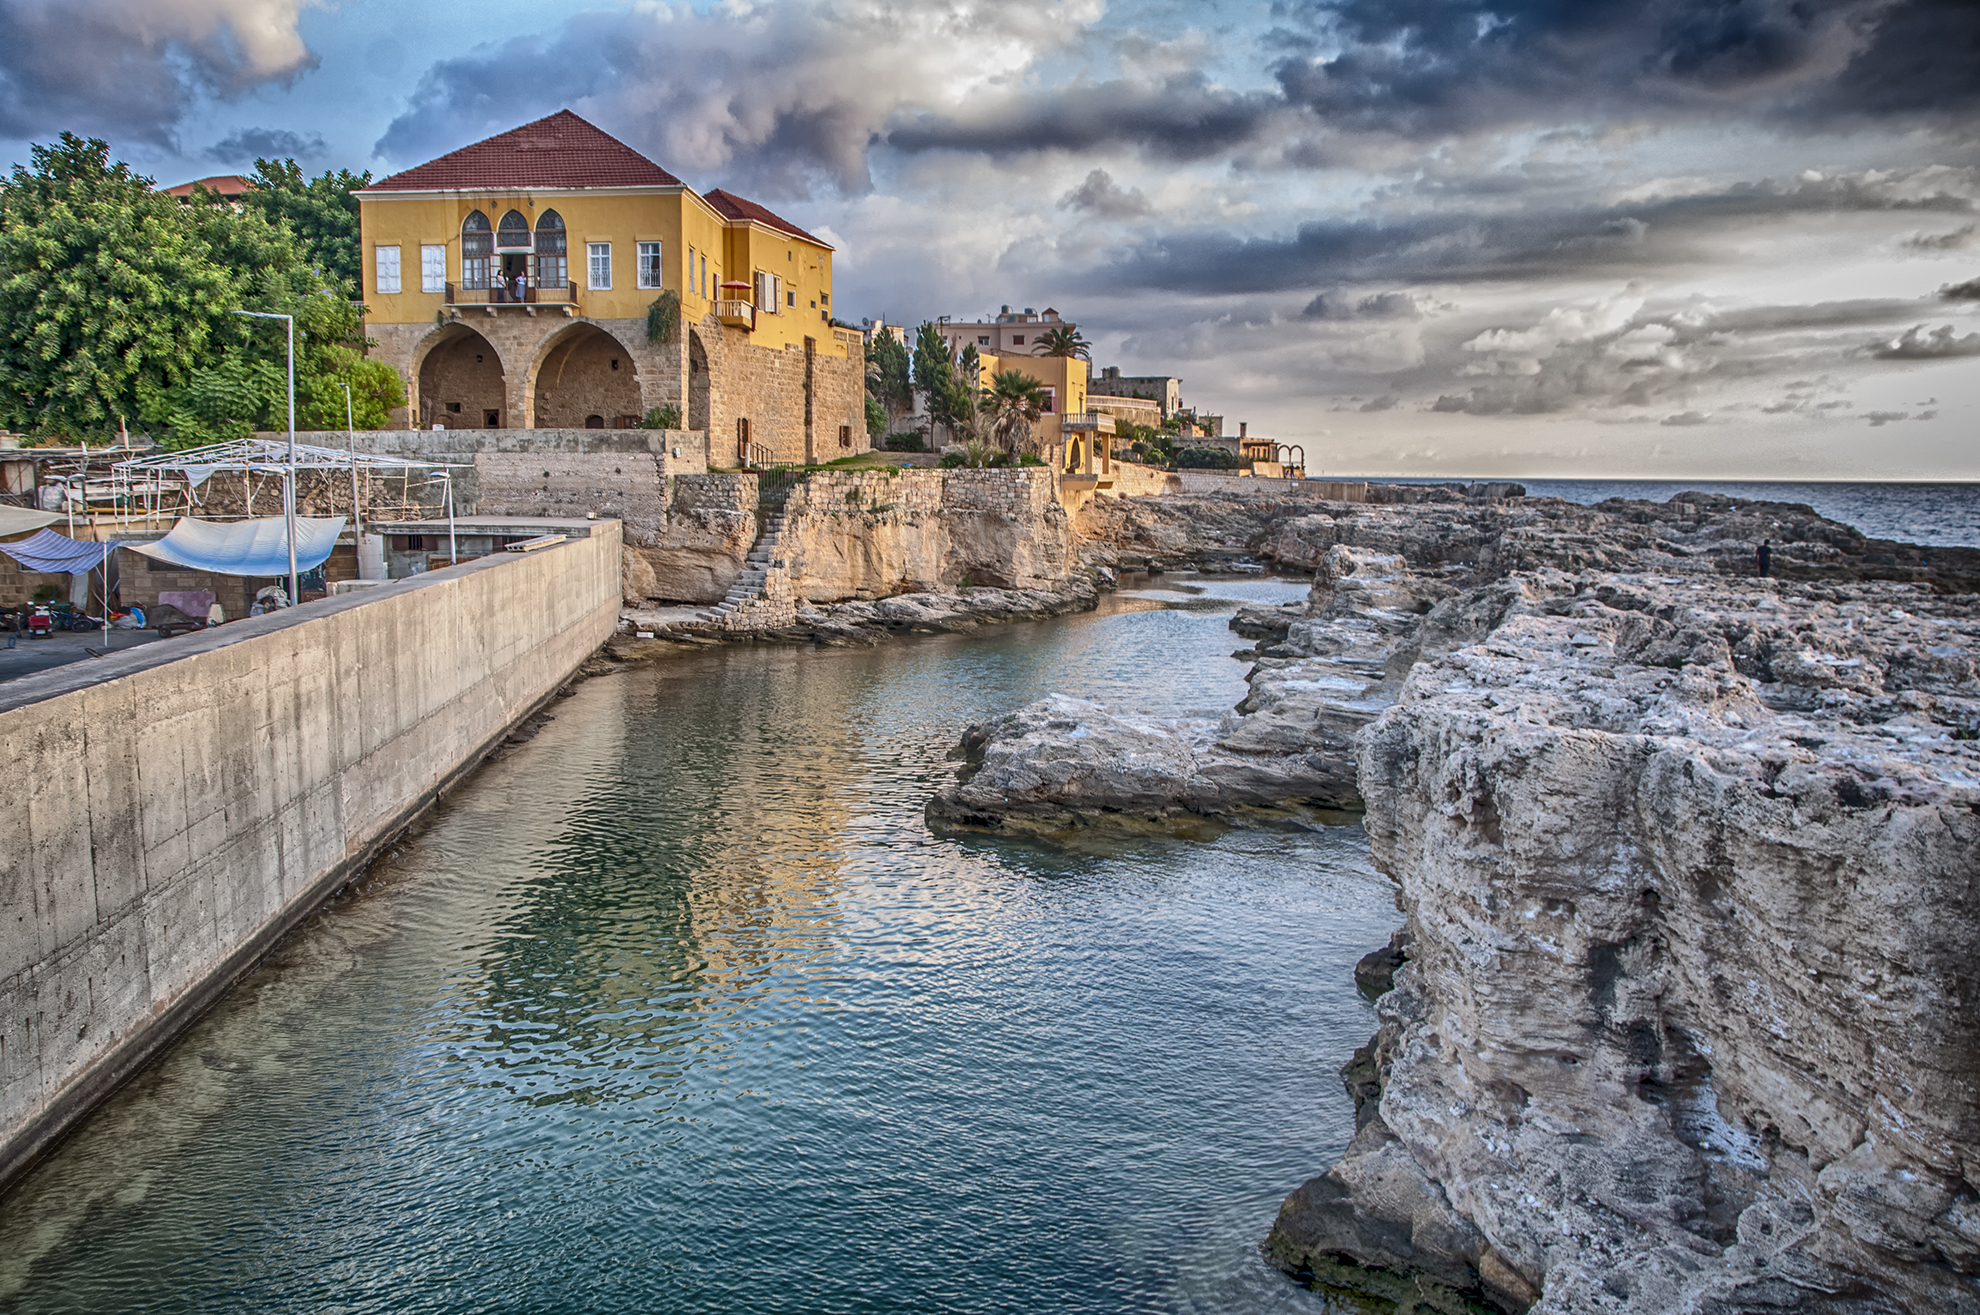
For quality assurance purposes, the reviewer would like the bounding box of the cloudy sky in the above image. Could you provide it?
[3,0,1977,477]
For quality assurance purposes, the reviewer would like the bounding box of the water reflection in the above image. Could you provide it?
[0,577,1393,1315]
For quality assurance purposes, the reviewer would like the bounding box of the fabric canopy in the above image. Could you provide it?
[0,506,59,538]
[127,516,346,577]
[0,528,117,575]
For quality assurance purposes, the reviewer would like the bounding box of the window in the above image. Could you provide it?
[461,211,491,290]
[787,289,796,308]
[754,271,781,313]
[699,251,708,298]
[1041,389,1056,414]
[821,291,829,305]
[1012,335,1025,345]
[420,245,445,293]
[588,243,612,290]
[535,211,568,291]
[637,241,663,289]
[374,245,401,294]
[838,424,852,448]
[496,209,531,252]
[977,335,990,346]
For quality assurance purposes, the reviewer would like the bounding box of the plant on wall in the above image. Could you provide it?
[640,403,682,429]
[646,290,680,345]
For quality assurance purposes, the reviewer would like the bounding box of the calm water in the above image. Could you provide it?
[0,578,1397,1314]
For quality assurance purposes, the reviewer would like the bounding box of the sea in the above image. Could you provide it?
[1379,479,1980,549]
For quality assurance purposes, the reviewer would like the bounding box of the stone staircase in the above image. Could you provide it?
[697,511,787,624]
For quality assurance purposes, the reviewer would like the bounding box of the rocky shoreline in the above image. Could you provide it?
[928,489,1980,1314]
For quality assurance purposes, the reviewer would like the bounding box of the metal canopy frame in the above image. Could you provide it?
[111,438,469,567]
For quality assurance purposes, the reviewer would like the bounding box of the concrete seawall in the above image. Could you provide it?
[0,521,623,1193]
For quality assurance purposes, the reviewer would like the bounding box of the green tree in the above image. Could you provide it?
[865,394,887,439]
[0,134,238,438]
[913,321,963,443]
[1033,323,1090,362]
[239,157,370,289]
[866,330,912,428]
[979,369,1052,457]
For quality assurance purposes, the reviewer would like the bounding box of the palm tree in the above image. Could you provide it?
[980,369,1052,457]
[1032,323,1090,362]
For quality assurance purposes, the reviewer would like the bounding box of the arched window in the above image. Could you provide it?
[461,211,492,290]
[496,209,531,252]
[534,209,568,293]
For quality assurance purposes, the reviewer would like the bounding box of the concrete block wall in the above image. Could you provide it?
[0,522,622,1192]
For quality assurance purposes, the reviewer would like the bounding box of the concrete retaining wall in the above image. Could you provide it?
[0,521,622,1192]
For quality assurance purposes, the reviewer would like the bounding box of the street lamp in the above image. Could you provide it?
[232,309,298,605]
[338,379,362,552]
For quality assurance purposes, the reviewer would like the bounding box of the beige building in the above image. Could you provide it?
[1089,366,1181,418]
[940,306,1074,357]
[357,111,864,465]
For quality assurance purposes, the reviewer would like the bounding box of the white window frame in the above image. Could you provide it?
[754,271,781,314]
[587,242,612,291]
[374,245,401,295]
[787,288,796,308]
[420,244,445,294]
[637,241,663,290]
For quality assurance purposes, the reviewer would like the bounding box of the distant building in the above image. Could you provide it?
[972,352,1090,462]
[161,175,252,203]
[1090,366,1181,419]
[861,318,908,348]
[939,306,1072,358]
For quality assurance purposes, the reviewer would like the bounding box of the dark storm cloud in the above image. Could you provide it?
[1303,290,1423,319]
[205,127,326,164]
[1685,299,1927,336]
[1094,169,1975,295]
[885,74,1284,160]
[877,0,1979,164]
[0,0,315,144]
[1942,277,1980,301]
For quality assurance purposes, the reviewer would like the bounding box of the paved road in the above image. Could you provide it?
[0,627,174,683]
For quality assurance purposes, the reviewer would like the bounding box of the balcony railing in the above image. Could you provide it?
[1059,411,1104,432]
[718,299,756,330]
[445,280,579,308]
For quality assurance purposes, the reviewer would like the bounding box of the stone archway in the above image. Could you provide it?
[531,323,644,429]
[417,324,506,428]
[687,329,711,432]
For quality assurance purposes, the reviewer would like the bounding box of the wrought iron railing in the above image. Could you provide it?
[444,280,579,307]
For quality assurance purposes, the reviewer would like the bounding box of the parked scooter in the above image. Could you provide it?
[26,606,54,637]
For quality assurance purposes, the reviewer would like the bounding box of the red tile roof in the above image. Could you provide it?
[162,174,252,199]
[704,189,830,248]
[363,111,683,193]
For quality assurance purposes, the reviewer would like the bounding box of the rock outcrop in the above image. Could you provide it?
[1269,572,1980,1315]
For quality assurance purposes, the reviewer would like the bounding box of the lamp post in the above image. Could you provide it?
[232,309,298,605]
[338,379,362,550]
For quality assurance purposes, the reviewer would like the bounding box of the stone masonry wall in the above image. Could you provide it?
[691,314,866,466]
[622,473,758,604]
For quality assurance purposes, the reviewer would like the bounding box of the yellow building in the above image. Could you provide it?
[975,353,1099,470]
[357,111,864,464]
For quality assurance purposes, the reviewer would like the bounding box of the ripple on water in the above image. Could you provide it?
[0,579,1392,1314]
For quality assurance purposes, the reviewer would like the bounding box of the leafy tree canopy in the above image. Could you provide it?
[240,157,370,290]
[865,330,912,424]
[0,134,400,447]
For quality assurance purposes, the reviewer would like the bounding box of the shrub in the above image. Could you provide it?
[1017,453,1046,467]
[1175,446,1239,469]
[883,432,926,452]
[938,451,967,468]
[639,403,682,430]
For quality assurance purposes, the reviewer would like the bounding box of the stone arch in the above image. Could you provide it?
[415,323,506,428]
[530,322,643,429]
[687,329,711,432]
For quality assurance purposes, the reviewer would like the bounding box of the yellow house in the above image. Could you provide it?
[357,111,864,464]
[975,353,1097,470]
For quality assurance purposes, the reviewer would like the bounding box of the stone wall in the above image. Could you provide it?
[690,315,866,466]
[777,468,1073,601]
[0,522,622,1194]
[1176,473,1370,499]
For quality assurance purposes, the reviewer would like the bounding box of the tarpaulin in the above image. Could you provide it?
[0,505,59,538]
[127,516,346,577]
[0,528,118,574]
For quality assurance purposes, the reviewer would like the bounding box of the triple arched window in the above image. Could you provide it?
[459,208,567,294]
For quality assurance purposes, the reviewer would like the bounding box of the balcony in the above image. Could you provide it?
[717,299,756,330]
[1059,411,1111,433]
[445,281,579,316]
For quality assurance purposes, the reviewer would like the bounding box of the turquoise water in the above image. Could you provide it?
[0,579,1396,1314]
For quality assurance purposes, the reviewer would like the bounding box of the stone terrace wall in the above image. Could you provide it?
[624,473,758,604]
[0,523,622,1193]
[777,468,1073,601]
